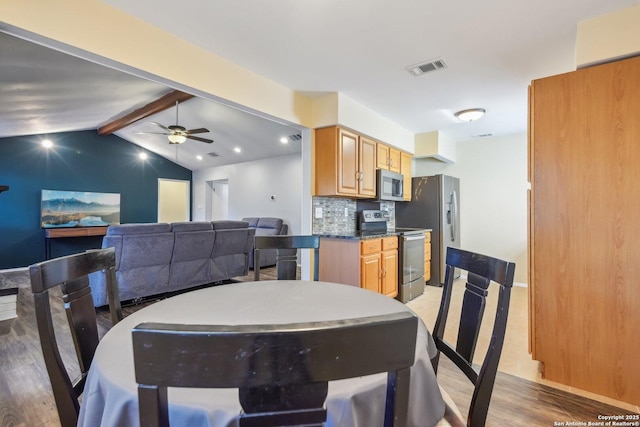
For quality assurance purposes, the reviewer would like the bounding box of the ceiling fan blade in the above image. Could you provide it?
[187,135,214,143]
[185,128,210,134]
[149,121,171,131]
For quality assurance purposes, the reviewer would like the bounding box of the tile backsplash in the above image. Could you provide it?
[312,197,395,234]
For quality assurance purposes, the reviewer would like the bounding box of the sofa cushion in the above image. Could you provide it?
[242,217,260,228]
[210,228,255,281]
[107,223,171,235]
[104,231,174,303]
[256,217,284,231]
[211,220,250,230]
[171,222,213,232]
[169,225,215,291]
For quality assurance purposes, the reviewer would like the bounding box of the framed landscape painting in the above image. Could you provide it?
[41,190,121,228]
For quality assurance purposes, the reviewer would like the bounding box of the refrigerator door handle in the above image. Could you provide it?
[450,190,458,242]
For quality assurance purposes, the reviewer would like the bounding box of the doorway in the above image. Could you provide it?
[158,178,190,222]
[206,179,229,220]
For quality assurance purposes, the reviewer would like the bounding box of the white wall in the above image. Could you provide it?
[576,4,640,68]
[158,178,190,223]
[193,154,302,235]
[413,133,528,284]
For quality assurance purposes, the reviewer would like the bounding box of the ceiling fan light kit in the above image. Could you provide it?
[454,108,486,122]
[168,133,187,144]
[139,100,214,144]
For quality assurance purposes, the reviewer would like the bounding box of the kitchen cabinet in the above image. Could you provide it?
[529,55,640,405]
[318,236,398,298]
[424,231,431,282]
[315,126,376,198]
[360,237,398,297]
[376,143,401,173]
[400,151,412,201]
[378,143,412,200]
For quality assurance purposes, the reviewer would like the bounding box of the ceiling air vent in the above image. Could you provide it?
[406,58,447,76]
[474,134,494,138]
[288,134,302,142]
[207,152,219,157]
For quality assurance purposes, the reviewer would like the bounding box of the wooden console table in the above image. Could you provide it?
[44,226,108,259]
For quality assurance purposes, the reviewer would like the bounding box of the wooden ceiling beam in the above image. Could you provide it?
[98,90,194,135]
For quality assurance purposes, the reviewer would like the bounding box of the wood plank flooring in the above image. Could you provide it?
[0,268,637,426]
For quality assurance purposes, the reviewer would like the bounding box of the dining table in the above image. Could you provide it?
[78,280,445,427]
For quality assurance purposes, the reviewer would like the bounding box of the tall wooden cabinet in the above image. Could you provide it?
[315,126,376,198]
[529,55,640,405]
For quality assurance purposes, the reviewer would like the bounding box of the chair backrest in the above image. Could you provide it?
[431,247,515,427]
[253,235,320,281]
[29,247,122,427]
[132,311,418,427]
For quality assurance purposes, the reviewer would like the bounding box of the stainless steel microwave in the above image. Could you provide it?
[376,169,404,201]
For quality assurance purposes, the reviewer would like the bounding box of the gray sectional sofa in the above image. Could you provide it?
[242,217,288,269]
[89,220,255,307]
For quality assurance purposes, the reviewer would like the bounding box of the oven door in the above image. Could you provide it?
[402,234,425,284]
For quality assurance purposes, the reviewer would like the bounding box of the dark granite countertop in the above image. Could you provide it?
[315,232,395,240]
[315,228,432,241]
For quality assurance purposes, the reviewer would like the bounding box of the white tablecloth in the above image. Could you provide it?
[78,281,445,427]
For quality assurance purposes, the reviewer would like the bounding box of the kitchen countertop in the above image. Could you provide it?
[315,229,431,241]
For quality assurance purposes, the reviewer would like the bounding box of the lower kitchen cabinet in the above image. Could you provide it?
[380,246,398,297]
[319,236,398,298]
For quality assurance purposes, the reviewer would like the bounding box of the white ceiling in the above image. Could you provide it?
[1,0,637,170]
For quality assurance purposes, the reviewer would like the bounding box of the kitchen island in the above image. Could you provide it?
[317,229,431,301]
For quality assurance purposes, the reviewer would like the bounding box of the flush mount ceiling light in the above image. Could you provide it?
[454,108,486,122]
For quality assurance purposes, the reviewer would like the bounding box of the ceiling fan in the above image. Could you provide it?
[137,101,213,144]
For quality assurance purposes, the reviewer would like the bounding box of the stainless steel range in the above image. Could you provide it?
[358,210,426,303]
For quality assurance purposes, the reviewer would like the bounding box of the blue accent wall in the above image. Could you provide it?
[0,130,192,268]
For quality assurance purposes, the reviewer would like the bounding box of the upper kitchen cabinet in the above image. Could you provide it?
[529,55,640,406]
[400,151,412,201]
[315,126,376,198]
[376,143,401,173]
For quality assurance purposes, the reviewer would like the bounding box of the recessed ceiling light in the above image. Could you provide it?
[196,155,203,160]
[234,147,242,153]
[42,139,53,149]
[280,137,288,144]
[454,108,486,122]
[139,152,148,160]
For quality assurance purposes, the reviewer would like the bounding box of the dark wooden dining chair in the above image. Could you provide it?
[431,247,515,427]
[253,235,320,281]
[29,247,123,427]
[132,311,418,427]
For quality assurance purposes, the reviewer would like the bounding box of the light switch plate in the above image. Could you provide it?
[315,207,323,219]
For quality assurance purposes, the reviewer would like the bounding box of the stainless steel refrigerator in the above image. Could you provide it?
[395,174,460,286]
